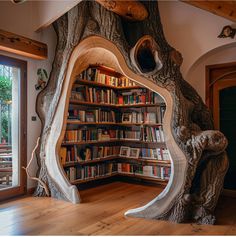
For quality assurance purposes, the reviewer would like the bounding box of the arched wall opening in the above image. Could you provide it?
[43,36,187,218]
[186,42,236,101]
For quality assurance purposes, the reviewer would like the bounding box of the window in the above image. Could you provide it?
[0,55,27,200]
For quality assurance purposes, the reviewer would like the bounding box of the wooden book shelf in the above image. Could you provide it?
[69,100,165,108]
[74,79,142,90]
[71,172,118,185]
[60,65,171,186]
[63,156,171,167]
[67,120,163,127]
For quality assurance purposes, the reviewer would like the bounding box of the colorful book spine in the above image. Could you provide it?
[117,163,171,180]
[119,130,141,140]
[76,67,136,88]
[64,129,119,143]
[66,162,118,182]
[68,109,116,123]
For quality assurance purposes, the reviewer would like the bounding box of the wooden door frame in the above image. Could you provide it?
[206,62,236,127]
[206,62,236,108]
[206,61,236,197]
[0,54,27,201]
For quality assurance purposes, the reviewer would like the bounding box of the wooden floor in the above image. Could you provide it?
[0,181,236,235]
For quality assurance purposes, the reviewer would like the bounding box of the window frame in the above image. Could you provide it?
[0,54,27,201]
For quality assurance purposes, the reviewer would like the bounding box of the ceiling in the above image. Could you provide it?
[8,0,236,31]
[181,1,236,22]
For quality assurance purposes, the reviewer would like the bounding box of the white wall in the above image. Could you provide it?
[32,0,81,31]
[0,1,37,40]
[186,42,236,100]
[3,0,233,76]
[0,1,57,188]
[159,1,235,77]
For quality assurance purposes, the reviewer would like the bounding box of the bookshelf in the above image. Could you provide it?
[60,64,171,187]
[69,100,164,108]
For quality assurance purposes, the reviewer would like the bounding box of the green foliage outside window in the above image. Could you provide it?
[0,76,12,143]
[0,76,12,102]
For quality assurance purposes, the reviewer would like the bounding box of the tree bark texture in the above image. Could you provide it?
[35,0,228,224]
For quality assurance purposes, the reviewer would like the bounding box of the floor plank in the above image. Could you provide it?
[0,182,235,235]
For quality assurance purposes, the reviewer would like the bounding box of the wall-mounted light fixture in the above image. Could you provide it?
[218,25,236,39]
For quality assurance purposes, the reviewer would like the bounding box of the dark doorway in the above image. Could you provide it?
[220,87,236,190]
[206,61,236,192]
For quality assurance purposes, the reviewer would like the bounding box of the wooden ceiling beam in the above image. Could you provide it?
[95,0,148,21]
[181,1,236,22]
[0,29,47,60]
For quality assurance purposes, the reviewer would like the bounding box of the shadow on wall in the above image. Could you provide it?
[159,1,202,75]
[159,1,236,77]
[185,42,236,101]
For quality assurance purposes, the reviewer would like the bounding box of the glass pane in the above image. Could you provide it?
[0,64,20,190]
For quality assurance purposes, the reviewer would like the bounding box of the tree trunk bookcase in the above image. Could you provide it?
[34,1,228,225]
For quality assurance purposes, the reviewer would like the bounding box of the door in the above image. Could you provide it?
[0,55,27,200]
[206,62,236,192]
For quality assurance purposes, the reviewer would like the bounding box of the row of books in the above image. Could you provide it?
[65,162,171,182]
[70,86,163,105]
[140,126,165,142]
[68,109,116,122]
[141,147,170,161]
[64,128,119,142]
[117,163,171,180]
[76,67,136,87]
[60,146,170,165]
[119,146,170,161]
[64,129,118,142]
[87,87,117,104]
[118,89,163,105]
[68,108,166,124]
[64,127,165,143]
[121,110,164,124]
[71,86,117,104]
[119,130,141,141]
[66,162,117,182]
[60,146,120,164]
[118,127,165,142]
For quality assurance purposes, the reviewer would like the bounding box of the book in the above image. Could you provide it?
[76,66,136,88]
[85,148,92,161]
[162,148,170,161]
[69,167,76,181]
[122,112,132,123]
[85,111,95,122]
[66,162,118,181]
[116,163,170,180]
[59,147,67,165]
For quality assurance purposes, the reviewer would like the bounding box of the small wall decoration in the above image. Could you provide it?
[218,25,236,39]
[35,68,48,91]
[129,148,140,158]
[119,146,130,157]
